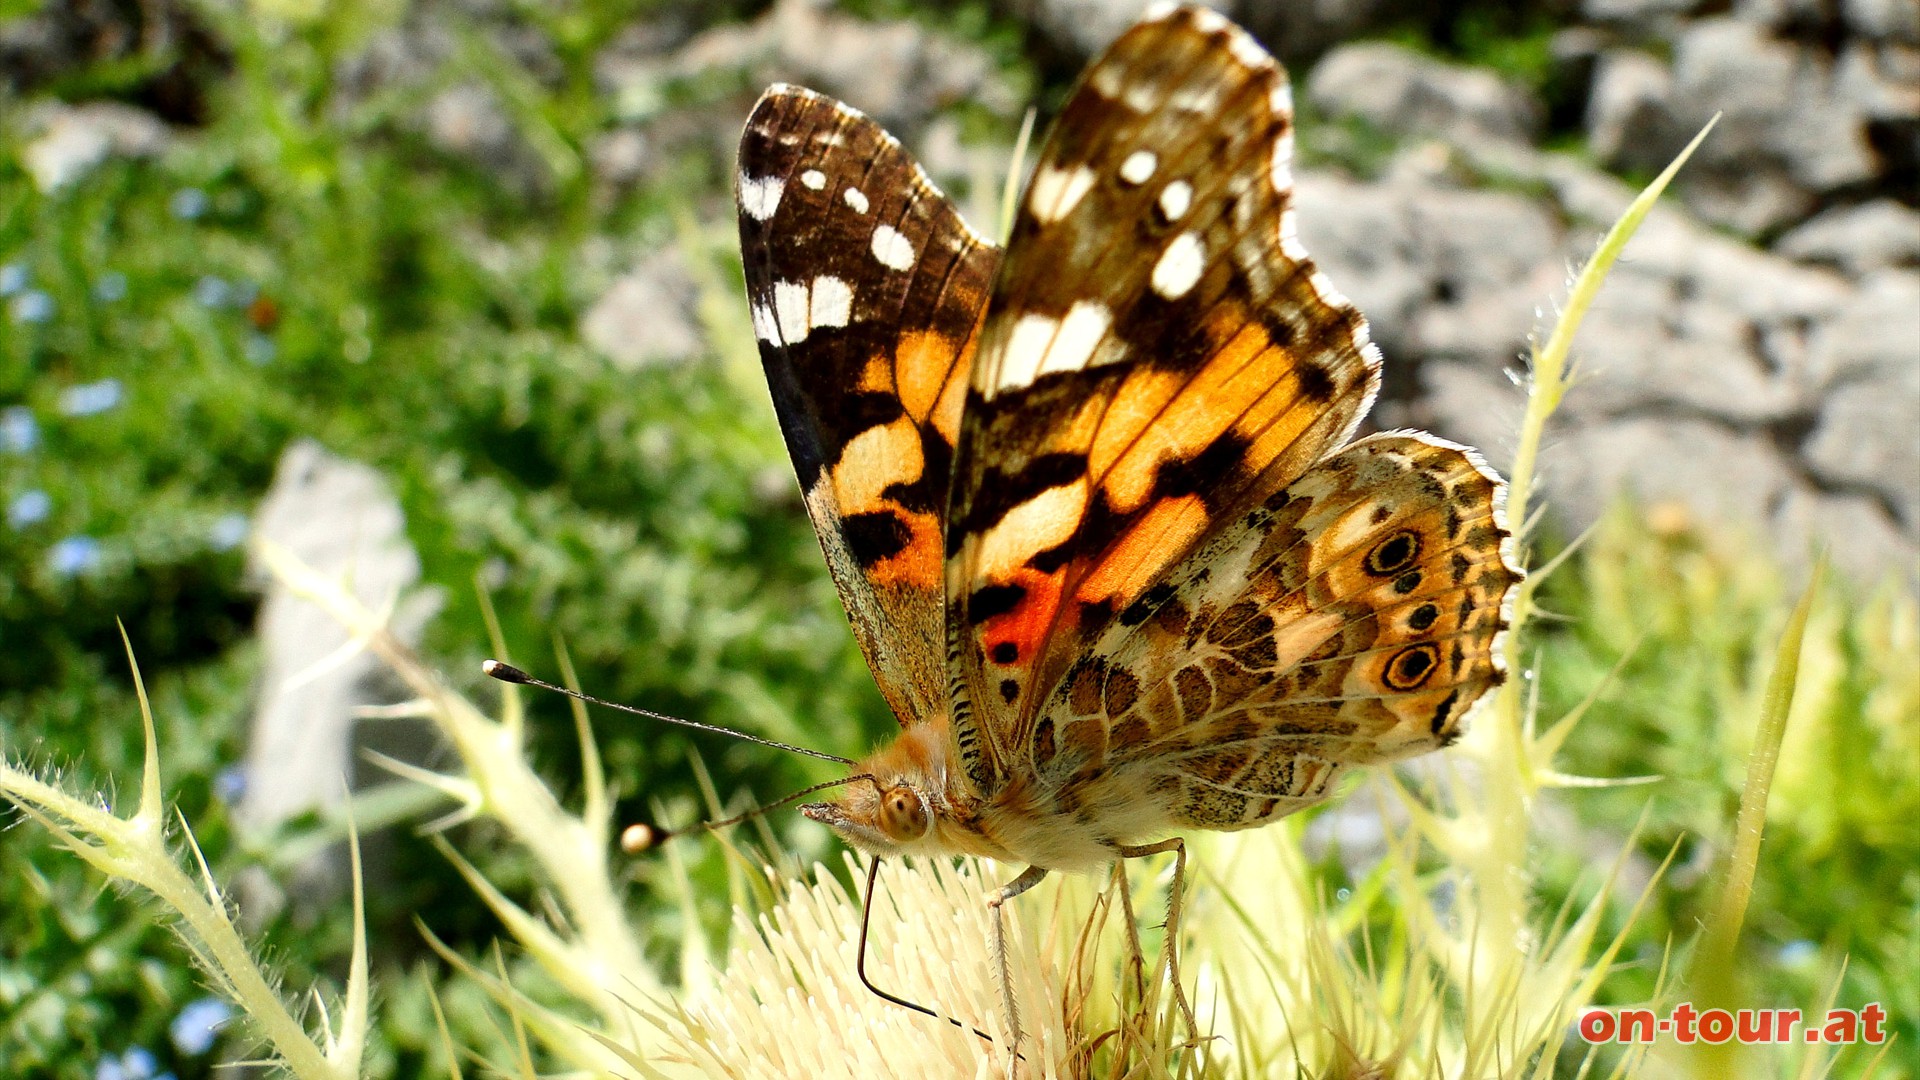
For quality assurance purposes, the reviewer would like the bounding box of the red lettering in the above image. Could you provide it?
[1863,1003,1887,1044]
[1775,1008,1801,1042]
[1672,1002,1698,1043]
[1822,1009,1859,1044]
[1699,1009,1734,1044]
[1619,1008,1656,1043]
[1737,1008,1769,1043]
[1580,1009,1616,1043]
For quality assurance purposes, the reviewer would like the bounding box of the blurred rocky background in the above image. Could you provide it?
[9,0,1913,579]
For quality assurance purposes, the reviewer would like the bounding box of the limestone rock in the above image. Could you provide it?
[1308,42,1545,148]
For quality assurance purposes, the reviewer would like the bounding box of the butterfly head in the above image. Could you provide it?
[800,717,966,856]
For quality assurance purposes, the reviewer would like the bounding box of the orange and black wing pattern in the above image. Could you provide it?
[737,87,999,729]
[942,7,1382,792]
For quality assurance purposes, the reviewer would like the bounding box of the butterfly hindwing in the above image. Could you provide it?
[1032,432,1521,829]
[738,87,1000,728]
[944,6,1383,790]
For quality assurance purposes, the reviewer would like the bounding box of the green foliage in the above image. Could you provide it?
[0,0,920,1072]
[1533,506,1919,1074]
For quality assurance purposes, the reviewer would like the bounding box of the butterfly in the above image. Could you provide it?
[733,0,1521,1050]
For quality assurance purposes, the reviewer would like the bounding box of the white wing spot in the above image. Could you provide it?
[1152,233,1206,299]
[997,313,1058,393]
[1270,136,1294,192]
[739,174,784,221]
[1169,86,1221,113]
[1307,269,1352,308]
[844,187,869,213]
[1278,209,1310,261]
[810,275,853,329]
[766,277,853,344]
[1159,180,1193,222]
[750,303,778,343]
[1271,81,1294,115]
[870,224,916,271]
[773,280,810,343]
[1119,150,1157,185]
[800,169,827,190]
[1039,301,1112,377]
[992,301,1113,394]
[1190,6,1229,33]
[1028,164,1096,224]
[1226,27,1271,70]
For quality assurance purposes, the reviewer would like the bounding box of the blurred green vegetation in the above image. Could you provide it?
[2,1,1912,1076]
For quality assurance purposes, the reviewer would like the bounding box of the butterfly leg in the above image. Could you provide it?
[1114,837,1197,1040]
[1110,861,1151,1003]
[987,865,1049,1069]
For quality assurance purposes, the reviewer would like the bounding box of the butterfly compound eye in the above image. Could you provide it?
[877,786,930,842]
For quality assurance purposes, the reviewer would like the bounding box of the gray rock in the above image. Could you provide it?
[1288,117,1915,578]
[1773,488,1916,583]
[660,0,1011,132]
[1235,0,1419,66]
[579,250,703,370]
[1802,271,1920,527]
[1583,0,1703,28]
[1804,379,1920,529]
[241,441,442,900]
[1843,0,1920,43]
[1776,200,1920,274]
[426,83,515,161]
[1586,50,1675,175]
[1735,0,1840,33]
[1548,417,1802,538]
[1307,42,1544,149]
[1022,0,1195,60]
[1668,18,1880,230]
[17,101,170,193]
[1836,40,1920,124]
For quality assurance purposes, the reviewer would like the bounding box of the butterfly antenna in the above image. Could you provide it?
[481,660,856,766]
[619,773,875,854]
[857,858,1014,1055]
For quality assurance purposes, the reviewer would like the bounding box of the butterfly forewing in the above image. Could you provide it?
[943,7,1385,789]
[738,86,1001,729]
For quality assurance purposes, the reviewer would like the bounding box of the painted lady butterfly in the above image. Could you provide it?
[734,0,1521,1048]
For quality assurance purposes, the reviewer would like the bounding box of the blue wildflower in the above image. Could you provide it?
[0,262,25,296]
[8,489,51,528]
[94,1058,125,1080]
[169,996,232,1055]
[49,535,102,576]
[209,511,249,551]
[10,290,54,324]
[193,275,232,308]
[213,766,248,805]
[0,406,35,452]
[119,1046,157,1079]
[59,378,123,416]
[169,187,209,220]
[244,334,277,364]
[1777,939,1817,966]
[94,272,128,302]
